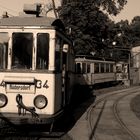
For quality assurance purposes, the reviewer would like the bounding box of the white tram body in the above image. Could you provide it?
[75,57,116,86]
[115,61,129,81]
[0,6,75,127]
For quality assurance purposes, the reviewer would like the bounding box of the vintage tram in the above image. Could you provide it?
[0,4,75,132]
[75,56,129,87]
[75,56,116,86]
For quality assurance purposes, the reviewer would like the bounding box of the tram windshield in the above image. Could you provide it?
[12,33,49,70]
[0,32,8,69]
[12,33,33,69]
[36,33,49,69]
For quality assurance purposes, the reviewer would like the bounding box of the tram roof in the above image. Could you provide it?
[75,57,115,63]
[0,16,65,30]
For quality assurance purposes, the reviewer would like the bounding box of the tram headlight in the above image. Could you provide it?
[0,94,8,108]
[34,95,48,109]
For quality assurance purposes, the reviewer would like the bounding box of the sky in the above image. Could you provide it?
[114,0,140,22]
[0,0,139,22]
[0,0,61,17]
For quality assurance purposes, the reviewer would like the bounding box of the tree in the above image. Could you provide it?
[59,0,127,56]
[108,20,131,47]
[130,16,140,46]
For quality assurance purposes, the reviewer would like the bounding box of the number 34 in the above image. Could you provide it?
[36,80,48,89]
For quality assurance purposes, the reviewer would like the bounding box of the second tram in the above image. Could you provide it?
[75,56,129,87]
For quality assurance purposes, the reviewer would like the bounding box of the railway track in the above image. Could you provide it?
[113,92,139,140]
[88,86,140,140]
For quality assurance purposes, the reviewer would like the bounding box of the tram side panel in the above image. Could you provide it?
[75,59,116,87]
[91,62,116,84]
[91,73,116,84]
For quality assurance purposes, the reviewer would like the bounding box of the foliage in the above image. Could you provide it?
[59,0,127,56]
[130,16,140,46]
[112,16,140,49]
[108,20,131,47]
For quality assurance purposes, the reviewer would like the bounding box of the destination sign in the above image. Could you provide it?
[6,84,35,93]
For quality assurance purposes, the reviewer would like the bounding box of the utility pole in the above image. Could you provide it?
[51,0,58,18]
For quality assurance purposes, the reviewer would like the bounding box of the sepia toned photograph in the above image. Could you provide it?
[0,0,139,140]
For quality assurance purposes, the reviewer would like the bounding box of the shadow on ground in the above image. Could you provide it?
[53,85,96,134]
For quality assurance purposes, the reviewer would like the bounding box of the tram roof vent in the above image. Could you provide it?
[23,4,41,17]
[2,11,9,18]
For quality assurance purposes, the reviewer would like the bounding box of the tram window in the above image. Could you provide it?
[55,38,63,71]
[123,64,128,73]
[94,63,99,73]
[0,43,8,69]
[110,64,113,72]
[0,32,8,69]
[82,63,86,73]
[55,51,61,71]
[12,33,33,69]
[106,63,109,73]
[101,63,104,73]
[116,65,122,73]
[87,63,90,73]
[36,33,49,69]
[76,63,81,73]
